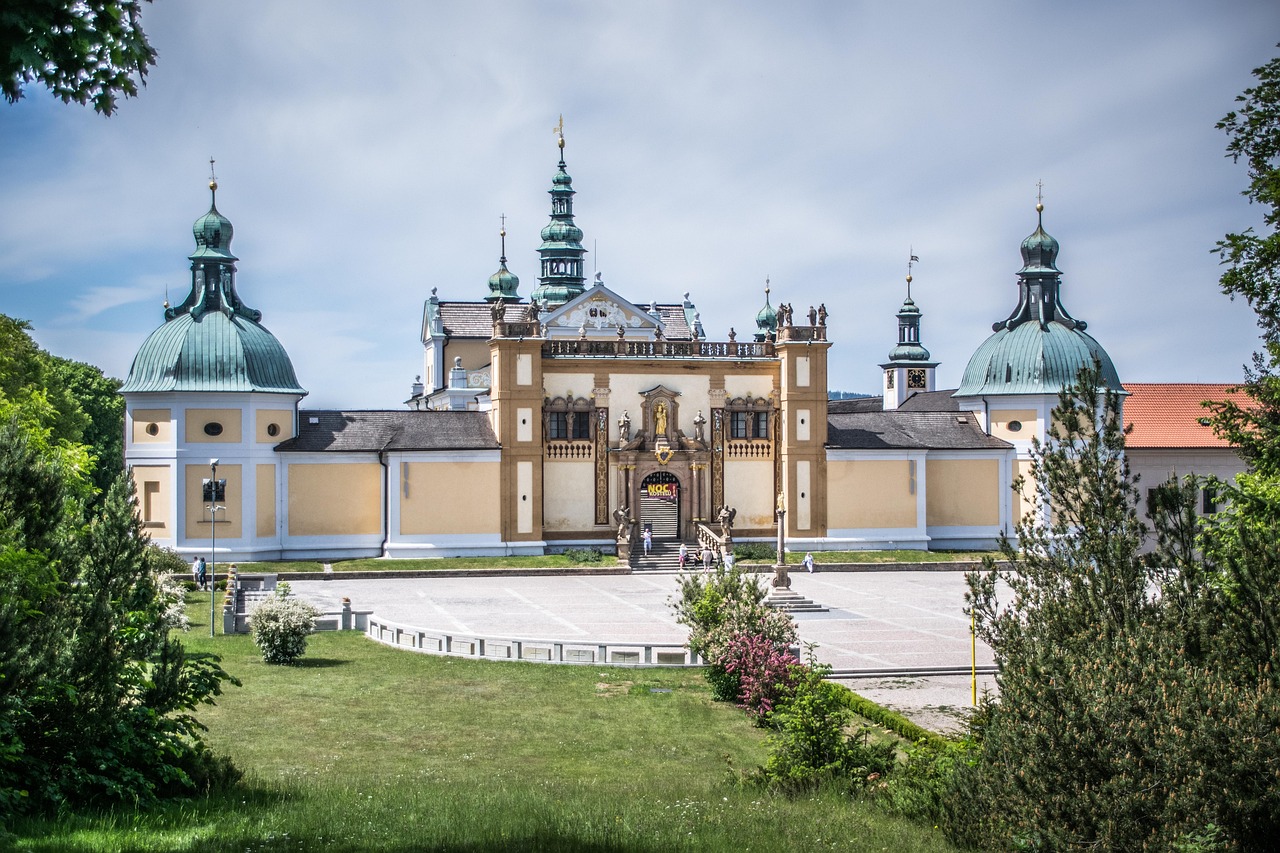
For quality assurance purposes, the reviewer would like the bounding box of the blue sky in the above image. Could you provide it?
[1,1,1276,408]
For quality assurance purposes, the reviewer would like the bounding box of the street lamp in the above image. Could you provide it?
[203,458,226,638]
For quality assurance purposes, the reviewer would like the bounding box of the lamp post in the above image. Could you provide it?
[204,459,226,638]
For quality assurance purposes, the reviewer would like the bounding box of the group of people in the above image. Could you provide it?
[639,527,817,574]
[190,556,208,589]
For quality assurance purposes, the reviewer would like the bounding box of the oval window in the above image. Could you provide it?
[145,422,159,436]
[203,422,223,437]
[1007,420,1023,433]
[267,423,280,437]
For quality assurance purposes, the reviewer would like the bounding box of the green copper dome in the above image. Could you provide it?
[754,283,777,341]
[121,182,305,396]
[955,206,1120,397]
[886,291,931,362]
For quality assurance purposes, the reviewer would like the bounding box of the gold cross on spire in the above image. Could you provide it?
[208,157,218,193]
[554,114,565,149]
[1035,179,1045,214]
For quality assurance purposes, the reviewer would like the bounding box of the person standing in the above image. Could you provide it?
[803,552,815,573]
[191,555,201,587]
[679,542,688,568]
[702,547,712,572]
[197,556,207,590]
[642,526,652,556]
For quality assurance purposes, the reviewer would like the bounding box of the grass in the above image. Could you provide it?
[235,549,995,574]
[6,598,959,852]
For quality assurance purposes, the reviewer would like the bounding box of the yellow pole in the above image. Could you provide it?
[971,608,977,705]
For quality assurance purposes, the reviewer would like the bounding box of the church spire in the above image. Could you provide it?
[166,164,260,323]
[530,116,587,306]
[880,253,937,409]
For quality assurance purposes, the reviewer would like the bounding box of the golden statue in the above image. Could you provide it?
[654,401,668,436]
[776,491,786,512]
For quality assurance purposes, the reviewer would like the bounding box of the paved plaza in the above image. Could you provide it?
[291,569,997,733]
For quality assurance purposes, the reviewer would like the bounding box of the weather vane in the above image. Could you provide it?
[554,114,565,149]
[208,157,218,193]
[1036,179,1045,209]
[907,248,919,298]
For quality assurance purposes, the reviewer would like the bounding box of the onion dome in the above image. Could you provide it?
[121,178,305,395]
[485,225,521,303]
[531,123,588,306]
[955,202,1120,397]
[754,279,777,341]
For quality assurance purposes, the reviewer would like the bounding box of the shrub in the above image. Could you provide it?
[249,590,321,665]
[562,547,603,564]
[721,632,799,723]
[753,659,895,791]
[732,542,777,562]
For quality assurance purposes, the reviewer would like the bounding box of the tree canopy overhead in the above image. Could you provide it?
[1,0,157,115]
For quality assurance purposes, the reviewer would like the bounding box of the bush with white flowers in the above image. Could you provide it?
[249,588,321,664]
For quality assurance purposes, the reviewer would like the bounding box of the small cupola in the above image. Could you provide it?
[754,278,778,342]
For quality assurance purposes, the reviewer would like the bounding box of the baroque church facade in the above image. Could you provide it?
[121,136,1130,563]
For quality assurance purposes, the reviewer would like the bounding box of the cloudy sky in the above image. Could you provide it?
[2,1,1276,408]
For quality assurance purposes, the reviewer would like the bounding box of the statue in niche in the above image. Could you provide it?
[654,401,668,437]
[618,410,631,442]
[693,410,706,443]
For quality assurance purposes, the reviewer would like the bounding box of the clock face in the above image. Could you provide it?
[907,368,927,389]
[885,370,894,389]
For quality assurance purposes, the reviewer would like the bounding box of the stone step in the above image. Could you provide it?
[763,588,829,613]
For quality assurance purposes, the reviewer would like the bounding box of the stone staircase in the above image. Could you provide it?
[631,539,702,572]
[763,584,829,613]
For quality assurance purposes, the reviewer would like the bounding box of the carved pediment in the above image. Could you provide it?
[541,285,661,337]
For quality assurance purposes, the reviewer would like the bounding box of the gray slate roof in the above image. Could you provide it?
[827,411,1010,450]
[896,390,962,412]
[275,410,499,453]
[828,397,883,414]
[438,301,695,341]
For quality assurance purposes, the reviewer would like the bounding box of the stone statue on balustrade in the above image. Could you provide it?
[718,505,737,538]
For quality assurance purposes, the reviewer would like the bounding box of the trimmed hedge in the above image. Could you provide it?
[836,685,949,749]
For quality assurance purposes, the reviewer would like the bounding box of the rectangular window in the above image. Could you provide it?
[753,411,770,439]
[548,412,568,440]
[730,412,749,439]
[1202,485,1218,515]
[571,411,591,440]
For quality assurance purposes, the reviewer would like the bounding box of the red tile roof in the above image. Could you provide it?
[1123,383,1251,449]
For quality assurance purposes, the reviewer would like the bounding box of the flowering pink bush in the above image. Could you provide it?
[722,632,801,724]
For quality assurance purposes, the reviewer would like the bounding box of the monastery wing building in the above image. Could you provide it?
[121,138,1235,564]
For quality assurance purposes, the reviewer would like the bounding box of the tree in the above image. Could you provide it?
[0,0,157,115]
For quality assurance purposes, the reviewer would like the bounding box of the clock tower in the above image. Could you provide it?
[880,269,938,410]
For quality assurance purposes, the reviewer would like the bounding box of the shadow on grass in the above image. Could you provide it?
[291,657,349,669]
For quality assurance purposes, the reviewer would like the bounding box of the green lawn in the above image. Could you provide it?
[234,549,994,574]
[7,600,959,852]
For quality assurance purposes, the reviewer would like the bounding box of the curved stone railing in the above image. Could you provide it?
[365,615,704,667]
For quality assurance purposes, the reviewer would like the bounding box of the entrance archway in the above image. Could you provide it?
[639,471,681,540]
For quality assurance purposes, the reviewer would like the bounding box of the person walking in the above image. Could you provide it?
[642,526,652,556]
[702,547,712,572]
[197,556,208,590]
[803,552,815,573]
[678,542,688,568]
[191,555,201,587]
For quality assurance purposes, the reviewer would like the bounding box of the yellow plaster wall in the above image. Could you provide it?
[990,409,1038,442]
[542,460,597,531]
[185,408,242,443]
[724,460,776,528]
[184,463,242,540]
[287,463,381,536]
[443,339,492,372]
[926,459,1000,526]
[399,461,501,535]
[256,409,294,443]
[827,459,917,529]
[256,464,276,537]
[131,409,171,443]
[132,465,171,533]
[1015,459,1037,521]
[542,372,595,401]
[723,374,775,400]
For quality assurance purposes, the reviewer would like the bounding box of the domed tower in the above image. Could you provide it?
[121,170,306,560]
[754,279,778,342]
[485,221,521,303]
[880,259,938,410]
[530,121,587,307]
[953,199,1123,505]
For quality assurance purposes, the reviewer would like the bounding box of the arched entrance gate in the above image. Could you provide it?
[639,471,680,540]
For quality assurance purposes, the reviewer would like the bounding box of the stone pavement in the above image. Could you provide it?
[289,569,996,733]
